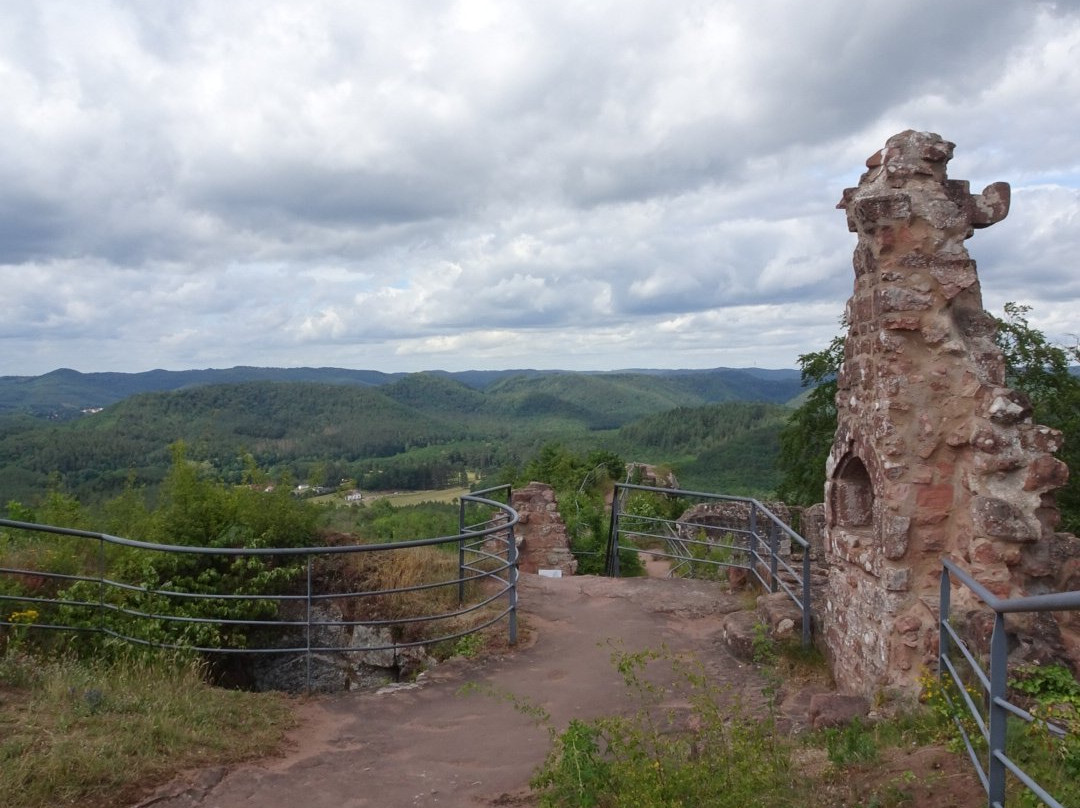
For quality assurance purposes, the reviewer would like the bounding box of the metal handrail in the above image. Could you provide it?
[605,483,813,647]
[0,489,519,691]
[939,558,1080,807]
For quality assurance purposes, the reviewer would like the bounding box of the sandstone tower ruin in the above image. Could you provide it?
[823,130,1069,697]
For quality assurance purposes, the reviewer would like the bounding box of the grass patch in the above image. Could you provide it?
[527,647,796,808]
[0,650,295,808]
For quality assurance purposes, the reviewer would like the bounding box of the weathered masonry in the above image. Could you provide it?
[823,130,1074,697]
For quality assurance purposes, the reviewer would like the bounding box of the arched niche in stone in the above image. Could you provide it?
[830,454,874,530]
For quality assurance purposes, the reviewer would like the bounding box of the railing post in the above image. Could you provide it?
[305,556,313,696]
[938,567,951,679]
[748,502,758,579]
[768,520,779,593]
[988,611,1008,807]
[507,521,518,646]
[97,536,106,635]
[801,549,811,648]
[458,498,467,606]
[605,486,622,577]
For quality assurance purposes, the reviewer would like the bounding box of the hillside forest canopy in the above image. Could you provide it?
[1,303,1077,537]
[0,367,800,513]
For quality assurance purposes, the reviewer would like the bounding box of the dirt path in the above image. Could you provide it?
[133,574,983,808]
[134,574,761,808]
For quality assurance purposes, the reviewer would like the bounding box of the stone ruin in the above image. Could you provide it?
[511,481,578,576]
[822,130,1076,699]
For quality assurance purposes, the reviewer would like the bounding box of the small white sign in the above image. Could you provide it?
[538,569,563,578]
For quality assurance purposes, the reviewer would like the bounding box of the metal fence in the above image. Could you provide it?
[0,485,519,691]
[604,483,812,647]
[939,558,1080,808]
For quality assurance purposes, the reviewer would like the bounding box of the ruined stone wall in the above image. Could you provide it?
[824,130,1070,698]
[511,481,578,576]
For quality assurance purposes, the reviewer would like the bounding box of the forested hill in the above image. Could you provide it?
[0,366,802,420]
[0,368,803,506]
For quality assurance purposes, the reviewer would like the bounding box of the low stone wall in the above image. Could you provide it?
[511,481,578,576]
[247,603,430,693]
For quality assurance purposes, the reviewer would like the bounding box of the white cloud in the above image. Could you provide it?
[1,0,1078,374]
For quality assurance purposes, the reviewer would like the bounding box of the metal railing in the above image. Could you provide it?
[939,558,1080,808]
[0,485,518,691]
[604,483,813,647]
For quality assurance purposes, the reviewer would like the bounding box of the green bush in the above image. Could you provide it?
[3,443,320,657]
[1008,664,1080,807]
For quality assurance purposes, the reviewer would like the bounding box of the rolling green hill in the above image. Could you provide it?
[0,367,806,507]
[0,366,802,420]
[0,367,402,419]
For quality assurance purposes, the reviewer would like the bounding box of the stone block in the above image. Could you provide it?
[757,591,804,637]
[971,496,1038,542]
[876,286,933,313]
[1023,456,1069,492]
[881,513,911,560]
[853,193,912,225]
[882,566,911,591]
[914,483,953,524]
[986,392,1030,423]
[970,538,1020,567]
[721,610,763,663]
[809,693,871,730]
[1020,425,1063,454]
[929,259,977,299]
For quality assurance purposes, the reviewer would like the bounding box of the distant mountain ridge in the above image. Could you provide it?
[0,365,803,419]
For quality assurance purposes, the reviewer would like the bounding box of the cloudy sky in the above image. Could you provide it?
[3,0,1079,376]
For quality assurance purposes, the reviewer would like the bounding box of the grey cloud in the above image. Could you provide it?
[0,192,68,263]
[0,1,1078,375]
[186,163,467,228]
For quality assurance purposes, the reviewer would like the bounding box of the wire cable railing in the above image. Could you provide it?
[0,484,518,692]
[604,483,813,647]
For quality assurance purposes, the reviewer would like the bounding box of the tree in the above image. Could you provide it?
[776,306,1080,531]
[776,335,844,507]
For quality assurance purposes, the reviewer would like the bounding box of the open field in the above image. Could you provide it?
[311,485,472,509]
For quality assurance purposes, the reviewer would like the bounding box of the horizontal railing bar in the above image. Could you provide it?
[953,712,990,792]
[0,620,97,634]
[629,545,750,571]
[0,567,99,586]
[941,619,992,693]
[941,654,989,740]
[0,514,517,557]
[994,750,1064,808]
[1,594,99,611]
[613,484,809,549]
[309,567,511,601]
[991,696,1068,739]
[98,577,308,601]
[99,602,297,627]
[943,558,1080,613]
[96,605,514,656]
